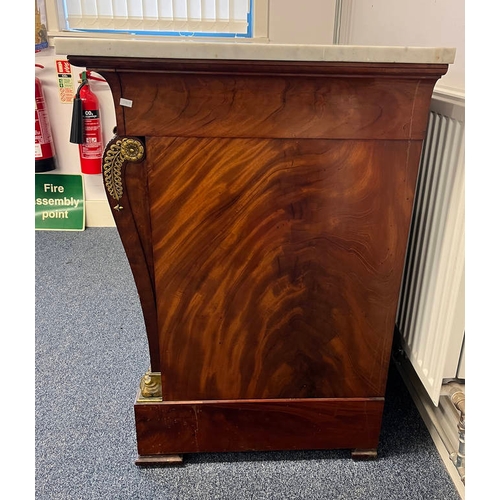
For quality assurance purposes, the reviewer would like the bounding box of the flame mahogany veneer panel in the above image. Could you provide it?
[147,137,422,401]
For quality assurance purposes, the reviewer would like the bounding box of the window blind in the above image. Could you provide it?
[64,0,251,35]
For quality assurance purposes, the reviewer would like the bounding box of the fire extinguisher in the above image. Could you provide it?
[70,70,105,174]
[35,64,57,172]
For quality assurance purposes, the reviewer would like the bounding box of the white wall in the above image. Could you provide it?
[342,0,464,92]
[268,0,336,44]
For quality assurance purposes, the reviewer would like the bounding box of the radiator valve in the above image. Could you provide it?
[444,382,465,483]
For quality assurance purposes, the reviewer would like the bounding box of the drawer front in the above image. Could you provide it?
[118,72,434,140]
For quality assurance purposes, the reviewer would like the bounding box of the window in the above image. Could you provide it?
[57,0,255,38]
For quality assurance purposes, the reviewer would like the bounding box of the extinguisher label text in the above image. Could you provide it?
[84,110,100,119]
[81,110,103,161]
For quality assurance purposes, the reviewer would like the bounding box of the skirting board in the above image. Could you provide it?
[85,200,115,227]
[394,352,465,499]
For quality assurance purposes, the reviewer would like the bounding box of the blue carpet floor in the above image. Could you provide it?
[35,227,461,500]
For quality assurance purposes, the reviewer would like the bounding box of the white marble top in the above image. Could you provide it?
[54,37,455,64]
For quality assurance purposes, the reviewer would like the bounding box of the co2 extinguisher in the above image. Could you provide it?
[35,64,57,172]
[70,70,105,174]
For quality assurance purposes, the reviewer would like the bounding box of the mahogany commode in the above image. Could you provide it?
[59,40,454,464]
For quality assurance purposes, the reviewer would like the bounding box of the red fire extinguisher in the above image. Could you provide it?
[70,70,105,174]
[35,64,57,172]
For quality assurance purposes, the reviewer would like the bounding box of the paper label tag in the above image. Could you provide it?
[120,98,133,108]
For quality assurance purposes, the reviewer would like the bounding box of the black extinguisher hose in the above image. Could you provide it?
[69,76,87,145]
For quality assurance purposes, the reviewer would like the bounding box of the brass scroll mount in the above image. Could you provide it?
[103,136,145,212]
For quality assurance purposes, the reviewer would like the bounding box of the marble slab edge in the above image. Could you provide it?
[54,38,455,65]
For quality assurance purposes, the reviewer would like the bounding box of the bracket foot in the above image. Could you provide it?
[351,448,378,461]
[135,454,184,466]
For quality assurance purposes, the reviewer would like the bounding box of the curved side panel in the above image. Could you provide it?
[102,135,160,371]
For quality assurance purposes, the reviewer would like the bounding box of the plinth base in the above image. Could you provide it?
[134,397,384,459]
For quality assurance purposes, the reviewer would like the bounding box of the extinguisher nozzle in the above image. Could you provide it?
[69,96,84,144]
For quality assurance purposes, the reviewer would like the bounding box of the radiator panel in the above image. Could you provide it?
[396,97,465,406]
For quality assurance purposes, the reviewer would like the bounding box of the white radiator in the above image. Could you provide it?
[396,90,465,406]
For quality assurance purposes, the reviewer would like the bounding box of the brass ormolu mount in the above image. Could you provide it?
[103,136,145,212]
[137,370,162,402]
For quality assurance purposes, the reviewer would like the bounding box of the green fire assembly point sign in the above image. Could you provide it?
[35,174,85,231]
